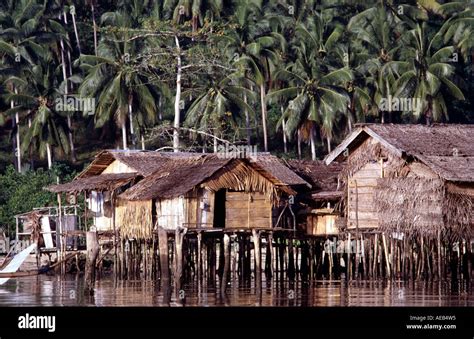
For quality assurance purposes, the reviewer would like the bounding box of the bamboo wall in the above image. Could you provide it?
[226,192,273,229]
[155,190,215,230]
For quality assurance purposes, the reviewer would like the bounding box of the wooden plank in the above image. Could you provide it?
[348,211,378,220]
[347,219,379,228]
[348,187,375,194]
[226,200,270,209]
[226,192,267,201]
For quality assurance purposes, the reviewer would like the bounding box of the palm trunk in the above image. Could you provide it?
[310,127,316,161]
[91,4,98,56]
[297,129,302,160]
[11,86,21,173]
[259,83,268,152]
[63,12,74,90]
[281,107,287,154]
[173,35,182,152]
[158,96,163,120]
[59,15,76,163]
[28,116,33,169]
[121,121,127,150]
[46,142,52,169]
[15,112,21,172]
[327,136,331,153]
[128,94,135,147]
[244,92,251,145]
[69,6,81,54]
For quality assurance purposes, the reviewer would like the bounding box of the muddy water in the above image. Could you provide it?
[0,274,472,307]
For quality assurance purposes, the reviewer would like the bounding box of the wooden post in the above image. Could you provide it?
[360,234,366,279]
[373,234,378,278]
[56,193,64,275]
[158,227,169,284]
[197,232,202,282]
[266,232,273,280]
[288,236,295,281]
[279,237,285,280]
[111,191,117,278]
[346,233,351,280]
[382,233,391,278]
[85,230,99,295]
[252,229,261,294]
[221,233,230,295]
[174,227,187,293]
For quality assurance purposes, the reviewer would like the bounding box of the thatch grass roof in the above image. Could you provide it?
[118,154,306,201]
[286,160,343,192]
[46,173,138,193]
[250,155,310,187]
[375,177,473,239]
[78,150,176,178]
[325,124,474,182]
[202,159,290,202]
[375,177,445,237]
[118,155,232,200]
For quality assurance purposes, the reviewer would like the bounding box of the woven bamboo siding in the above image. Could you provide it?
[225,192,272,229]
[347,162,381,230]
[156,197,186,230]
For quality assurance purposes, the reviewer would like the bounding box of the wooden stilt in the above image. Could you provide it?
[373,234,378,279]
[288,236,295,281]
[382,233,391,279]
[197,232,202,282]
[265,232,273,280]
[158,227,169,285]
[174,228,186,293]
[221,233,230,295]
[252,229,261,292]
[85,230,99,295]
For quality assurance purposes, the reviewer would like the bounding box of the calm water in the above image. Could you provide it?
[0,274,473,307]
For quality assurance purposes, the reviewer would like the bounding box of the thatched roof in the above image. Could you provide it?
[118,155,233,200]
[375,177,473,239]
[286,160,343,191]
[325,124,474,182]
[65,150,310,200]
[78,150,310,185]
[250,155,310,187]
[78,150,177,178]
[118,154,308,201]
[46,173,138,193]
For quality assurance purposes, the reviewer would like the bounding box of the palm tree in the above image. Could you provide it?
[348,5,405,123]
[221,0,283,152]
[437,2,474,61]
[391,23,465,122]
[0,0,58,171]
[163,0,226,32]
[79,11,163,149]
[269,12,352,158]
[4,62,71,169]
[184,71,255,150]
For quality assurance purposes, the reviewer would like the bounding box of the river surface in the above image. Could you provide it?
[0,274,473,307]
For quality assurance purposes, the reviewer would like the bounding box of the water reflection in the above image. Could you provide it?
[0,275,472,307]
